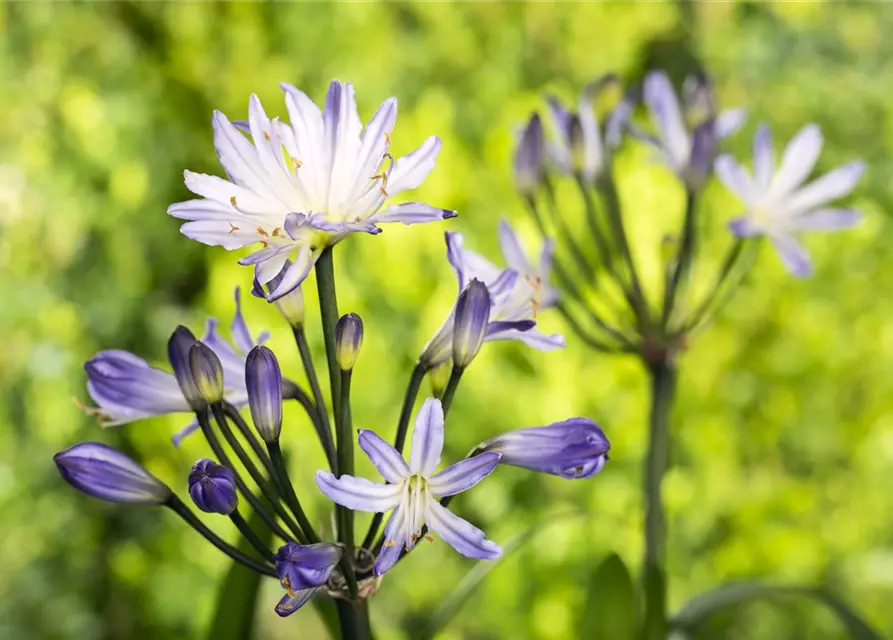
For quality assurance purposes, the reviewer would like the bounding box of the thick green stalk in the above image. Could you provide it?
[662,190,697,328]
[641,358,676,640]
[292,326,337,469]
[440,366,464,414]
[229,510,275,561]
[336,370,356,584]
[315,248,342,411]
[335,600,372,640]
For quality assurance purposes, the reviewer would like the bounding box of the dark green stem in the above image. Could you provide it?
[210,405,305,542]
[315,248,342,416]
[335,600,372,640]
[336,369,356,572]
[266,441,319,544]
[220,402,273,471]
[641,358,676,640]
[362,360,425,552]
[662,190,697,328]
[196,410,291,542]
[292,326,337,469]
[440,366,464,415]
[165,495,276,577]
[229,509,275,561]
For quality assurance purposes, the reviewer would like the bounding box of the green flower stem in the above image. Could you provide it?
[440,366,464,415]
[229,509,275,562]
[292,326,337,470]
[209,405,306,543]
[266,441,319,544]
[315,248,342,424]
[661,190,697,328]
[641,357,676,640]
[336,369,358,598]
[335,600,372,640]
[165,495,276,577]
[196,409,292,542]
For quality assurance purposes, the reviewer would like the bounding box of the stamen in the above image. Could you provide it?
[263,131,271,142]
[425,535,434,543]
[228,222,240,234]
[230,196,238,207]
[280,576,297,598]
[256,226,269,237]
[384,131,391,146]
[271,227,281,237]
[291,157,303,169]
[73,398,110,426]
[383,540,397,548]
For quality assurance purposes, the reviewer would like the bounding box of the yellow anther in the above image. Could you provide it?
[263,131,271,142]
[271,227,281,237]
[281,577,297,598]
[228,222,240,234]
[384,131,391,146]
[425,535,434,543]
[256,226,269,237]
[380,186,389,197]
[230,196,238,207]
[291,157,303,169]
[383,540,397,548]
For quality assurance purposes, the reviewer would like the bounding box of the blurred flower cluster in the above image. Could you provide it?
[54,80,610,633]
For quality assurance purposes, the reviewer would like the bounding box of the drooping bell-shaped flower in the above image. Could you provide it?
[188,458,238,515]
[716,123,865,277]
[479,418,610,479]
[54,442,171,505]
[316,398,502,576]
[273,542,343,617]
[169,80,456,301]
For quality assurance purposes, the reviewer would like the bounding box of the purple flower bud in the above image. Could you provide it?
[273,541,343,617]
[189,342,224,404]
[514,113,545,196]
[167,326,204,411]
[686,118,717,189]
[188,458,238,515]
[54,442,171,505]
[252,260,305,327]
[334,313,364,371]
[245,346,282,443]
[480,418,610,479]
[452,279,490,368]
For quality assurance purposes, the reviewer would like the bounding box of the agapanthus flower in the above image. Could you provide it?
[479,418,610,479]
[316,398,502,575]
[54,442,171,505]
[715,123,865,277]
[83,287,271,445]
[188,458,238,515]
[273,542,342,616]
[634,71,745,188]
[169,80,456,301]
[421,222,563,367]
[545,74,632,183]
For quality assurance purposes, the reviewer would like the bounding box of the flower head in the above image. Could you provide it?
[315,398,502,576]
[169,80,456,301]
[54,442,171,505]
[452,279,491,368]
[83,287,273,445]
[514,113,545,195]
[421,224,563,367]
[634,71,745,188]
[716,123,865,277]
[479,418,610,479]
[273,542,342,617]
[188,459,238,515]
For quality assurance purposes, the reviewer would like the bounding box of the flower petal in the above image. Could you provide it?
[769,124,823,199]
[753,124,774,190]
[230,287,255,354]
[728,216,760,238]
[714,107,747,139]
[358,430,410,484]
[275,587,318,617]
[644,71,689,170]
[782,161,865,215]
[714,155,754,206]
[770,233,813,277]
[498,220,532,274]
[315,470,402,512]
[374,501,408,575]
[409,398,444,476]
[429,452,501,498]
[178,220,259,250]
[787,208,862,232]
[371,202,457,225]
[486,327,565,351]
[425,499,502,560]
[387,136,442,195]
[268,245,317,302]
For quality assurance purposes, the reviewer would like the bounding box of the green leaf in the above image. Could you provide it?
[671,581,883,640]
[419,510,583,640]
[579,553,636,640]
[205,509,273,640]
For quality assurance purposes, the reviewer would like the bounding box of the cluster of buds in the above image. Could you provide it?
[56,79,611,621]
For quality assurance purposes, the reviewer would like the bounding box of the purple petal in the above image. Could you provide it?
[409,398,444,476]
[485,327,565,351]
[178,220,258,250]
[374,503,408,576]
[714,107,746,139]
[770,124,823,199]
[753,124,774,189]
[425,499,501,560]
[728,216,759,238]
[245,346,283,443]
[453,280,491,368]
[315,470,402,512]
[372,202,457,225]
[387,135,442,195]
[428,452,501,498]
[275,587,318,617]
[284,212,310,240]
[770,234,814,277]
[485,320,535,337]
[783,161,865,215]
[498,220,532,274]
[644,71,689,169]
[445,231,466,286]
[230,287,254,354]
[514,113,545,194]
[268,246,315,302]
[787,208,862,232]
[487,268,519,299]
[308,215,381,237]
[171,419,200,447]
[714,155,754,205]
[358,430,409,484]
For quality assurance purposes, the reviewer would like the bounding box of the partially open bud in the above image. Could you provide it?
[253,260,305,327]
[335,313,364,371]
[514,113,545,196]
[245,346,283,443]
[168,326,204,411]
[189,342,225,405]
[54,442,171,505]
[452,279,490,369]
[188,459,238,515]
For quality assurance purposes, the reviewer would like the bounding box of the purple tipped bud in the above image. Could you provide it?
[452,279,490,368]
[273,541,343,616]
[515,113,545,196]
[54,442,171,505]
[188,458,238,515]
[686,118,717,189]
[189,342,224,404]
[245,346,282,443]
[479,418,610,479]
[568,114,586,174]
[334,313,364,371]
[253,260,306,327]
[168,326,203,411]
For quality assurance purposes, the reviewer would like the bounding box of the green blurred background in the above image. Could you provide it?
[1,1,892,638]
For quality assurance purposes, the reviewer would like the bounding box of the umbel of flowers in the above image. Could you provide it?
[54,81,610,636]
[513,71,865,638]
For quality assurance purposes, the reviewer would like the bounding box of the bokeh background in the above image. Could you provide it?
[1,1,892,638]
